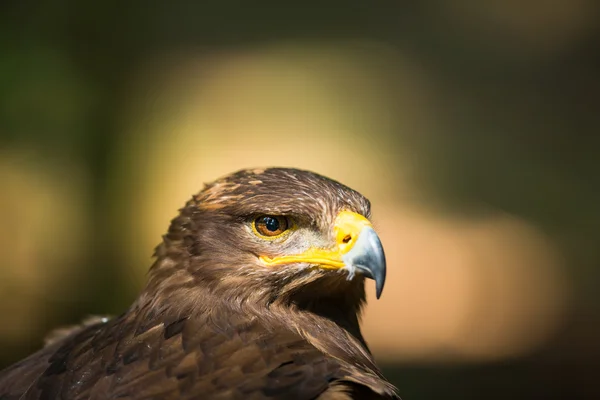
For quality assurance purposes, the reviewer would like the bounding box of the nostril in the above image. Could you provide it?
[342,234,352,244]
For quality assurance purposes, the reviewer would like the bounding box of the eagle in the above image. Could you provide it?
[0,168,398,400]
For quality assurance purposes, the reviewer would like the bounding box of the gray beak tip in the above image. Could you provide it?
[375,273,385,299]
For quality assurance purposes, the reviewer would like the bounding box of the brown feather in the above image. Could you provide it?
[0,168,398,399]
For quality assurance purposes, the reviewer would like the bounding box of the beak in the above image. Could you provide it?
[341,225,387,299]
[259,210,387,299]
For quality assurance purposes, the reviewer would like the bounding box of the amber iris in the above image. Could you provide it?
[254,215,289,237]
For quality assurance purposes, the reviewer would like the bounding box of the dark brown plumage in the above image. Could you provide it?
[0,168,399,400]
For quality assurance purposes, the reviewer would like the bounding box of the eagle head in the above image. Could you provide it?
[144,168,386,314]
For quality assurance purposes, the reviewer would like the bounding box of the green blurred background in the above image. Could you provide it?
[1,1,599,399]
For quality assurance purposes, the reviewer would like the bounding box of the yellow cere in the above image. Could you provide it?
[334,210,373,255]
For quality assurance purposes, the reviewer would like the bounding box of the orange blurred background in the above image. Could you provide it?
[1,1,599,398]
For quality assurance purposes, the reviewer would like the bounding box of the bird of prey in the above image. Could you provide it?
[0,168,398,400]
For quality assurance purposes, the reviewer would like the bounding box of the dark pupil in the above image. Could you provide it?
[263,217,279,232]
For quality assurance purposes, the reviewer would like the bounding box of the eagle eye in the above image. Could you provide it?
[254,215,289,238]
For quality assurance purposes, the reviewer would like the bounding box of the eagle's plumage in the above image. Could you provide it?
[0,168,398,400]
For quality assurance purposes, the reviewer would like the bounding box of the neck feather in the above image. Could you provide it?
[136,247,370,352]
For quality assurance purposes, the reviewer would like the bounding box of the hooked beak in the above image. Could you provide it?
[259,210,387,299]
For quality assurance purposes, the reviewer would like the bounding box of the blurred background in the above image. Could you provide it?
[1,1,599,398]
